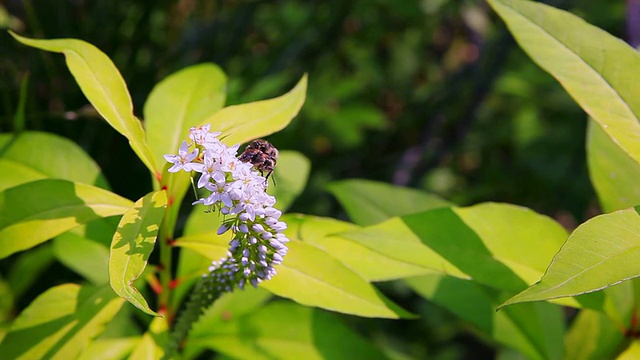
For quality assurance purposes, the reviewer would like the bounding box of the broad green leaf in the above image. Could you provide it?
[186,287,274,358]
[128,317,168,360]
[145,63,227,171]
[564,309,627,360]
[77,337,139,360]
[587,119,640,213]
[292,215,435,281]
[10,32,158,175]
[0,179,133,259]
[176,220,410,318]
[0,131,107,191]
[53,232,110,285]
[267,151,311,211]
[0,284,124,360]
[262,240,411,318]
[501,208,640,308]
[206,74,307,146]
[619,340,640,360]
[406,274,564,360]
[327,179,452,226]
[334,203,568,294]
[7,243,55,300]
[488,0,640,165]
[109,190,167,316]
[188,301,388,360]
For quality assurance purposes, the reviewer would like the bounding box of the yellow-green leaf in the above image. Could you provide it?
[489,0,640,165]
[0,179,133,259]
[206,74,307,145]
[10,31,158,175]
[145,63,227,171]
[109,190,167,316]
[0,284,124,360]
[501,208,640,308]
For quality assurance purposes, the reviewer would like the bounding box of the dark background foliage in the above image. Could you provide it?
[0,0,630,357]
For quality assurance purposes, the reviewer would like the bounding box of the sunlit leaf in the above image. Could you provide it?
[489,0,640,165]
[501,208,640,308]
[145,63,227,172]
[0,179,133,259]
[128,317,168,359]
[188,301,388,360]
[327,179,452,226]
[175,217,410,318]
[587,119,640,212]
[0,284,124,359]
[109,190,167,316]
[406,274,564,360]
[207,74,307,146]
[618,340,640,360]
[0,131,107,191]
[10,31,158,175]
[263,241,412,319]
[77,337,139,360]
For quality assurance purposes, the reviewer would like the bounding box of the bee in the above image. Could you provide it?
[238,139,279,182]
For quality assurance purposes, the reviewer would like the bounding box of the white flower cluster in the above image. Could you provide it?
[164,124,289,290]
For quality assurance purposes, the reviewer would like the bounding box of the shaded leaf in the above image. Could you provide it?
[109,190,167,316]
[0,284,124,359]
[188,301,388,360]
[10,32,158,174]
[406,274,564,360]
[327,179,452,226]
[207,74,307,146]
[564,309,628,360]
[501,208,640,308]
[489,0,640,165]
[145,63,227,171]
[53,232,110,285]
[0,179,133,259]
[587,118,640,212]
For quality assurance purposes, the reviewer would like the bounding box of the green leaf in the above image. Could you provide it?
[619,340,640,360]
[0,179,133,259]
[268,151,310,211]
[564,309,628,360]
[109,190,167,316]
[262,240,411,319]
[327,179,452,226]
[128,317,168,359]
[6,244,55,300]
[145,63,227,171]
[406,274,565,360]
[587,119,640,212]
[0,284,124,360]
[10,32,158,175]
[206,74,307,146]
[175,216,410,318]
[0,131,107,191]
[188,301,388,360]
[77,337,139,360]
[53,232,110,285]
[488,0,640,165]
[501,208,640,308]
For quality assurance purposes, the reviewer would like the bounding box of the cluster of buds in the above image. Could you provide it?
[164,124,289,290]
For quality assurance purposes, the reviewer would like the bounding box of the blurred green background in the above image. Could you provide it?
[0,0,629,358]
